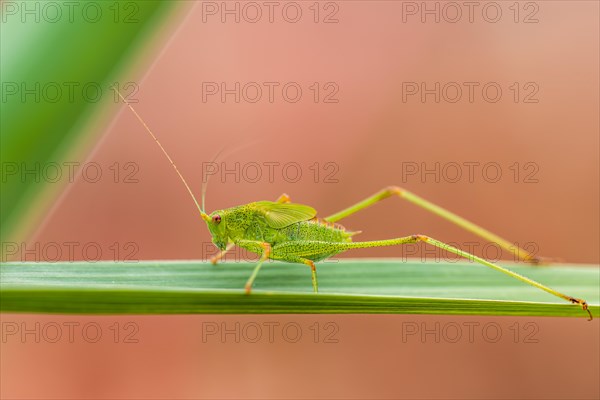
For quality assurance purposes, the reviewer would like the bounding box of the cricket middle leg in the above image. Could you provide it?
[275,193,292,203]
[236,240,272,294]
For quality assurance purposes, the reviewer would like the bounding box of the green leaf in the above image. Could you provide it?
[1,1,181,243]
[1,259,598,318]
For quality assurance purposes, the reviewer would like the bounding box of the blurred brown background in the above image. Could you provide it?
[2,1,599,399]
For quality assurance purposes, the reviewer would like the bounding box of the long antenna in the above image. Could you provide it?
[113,87,209,221]
[200,140,262,211]
[201,146,226,212]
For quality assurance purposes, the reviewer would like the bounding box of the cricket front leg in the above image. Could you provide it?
[210,243,235,265]
[236,240,272,294]
[323,186,542,264]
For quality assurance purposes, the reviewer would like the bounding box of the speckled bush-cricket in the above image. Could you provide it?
[114,88,591,320]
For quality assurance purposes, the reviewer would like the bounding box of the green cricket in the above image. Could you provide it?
[115,89,591,320]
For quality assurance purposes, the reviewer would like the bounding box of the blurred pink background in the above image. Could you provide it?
[3,1,599,399]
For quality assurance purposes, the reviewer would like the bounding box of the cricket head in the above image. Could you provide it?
[201,210,229,251]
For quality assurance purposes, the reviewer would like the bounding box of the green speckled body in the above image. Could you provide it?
[206,202,357,262]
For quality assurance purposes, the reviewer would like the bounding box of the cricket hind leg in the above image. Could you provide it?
[272,236,591,320]
[323,186,543,264]
[405,235,590,319]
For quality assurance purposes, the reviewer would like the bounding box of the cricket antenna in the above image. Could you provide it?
[201,146,226,213]
[113,86,211,222]
[200,140,261,211]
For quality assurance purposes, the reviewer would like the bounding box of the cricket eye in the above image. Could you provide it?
[212,215,221,224]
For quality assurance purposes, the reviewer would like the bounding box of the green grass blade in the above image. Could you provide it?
[1,259,598,317]
[1,1,181,242]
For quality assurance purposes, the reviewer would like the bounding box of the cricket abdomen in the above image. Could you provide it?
[281,218,355,242]
[239,214,359,262]
[272,218,359,261]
